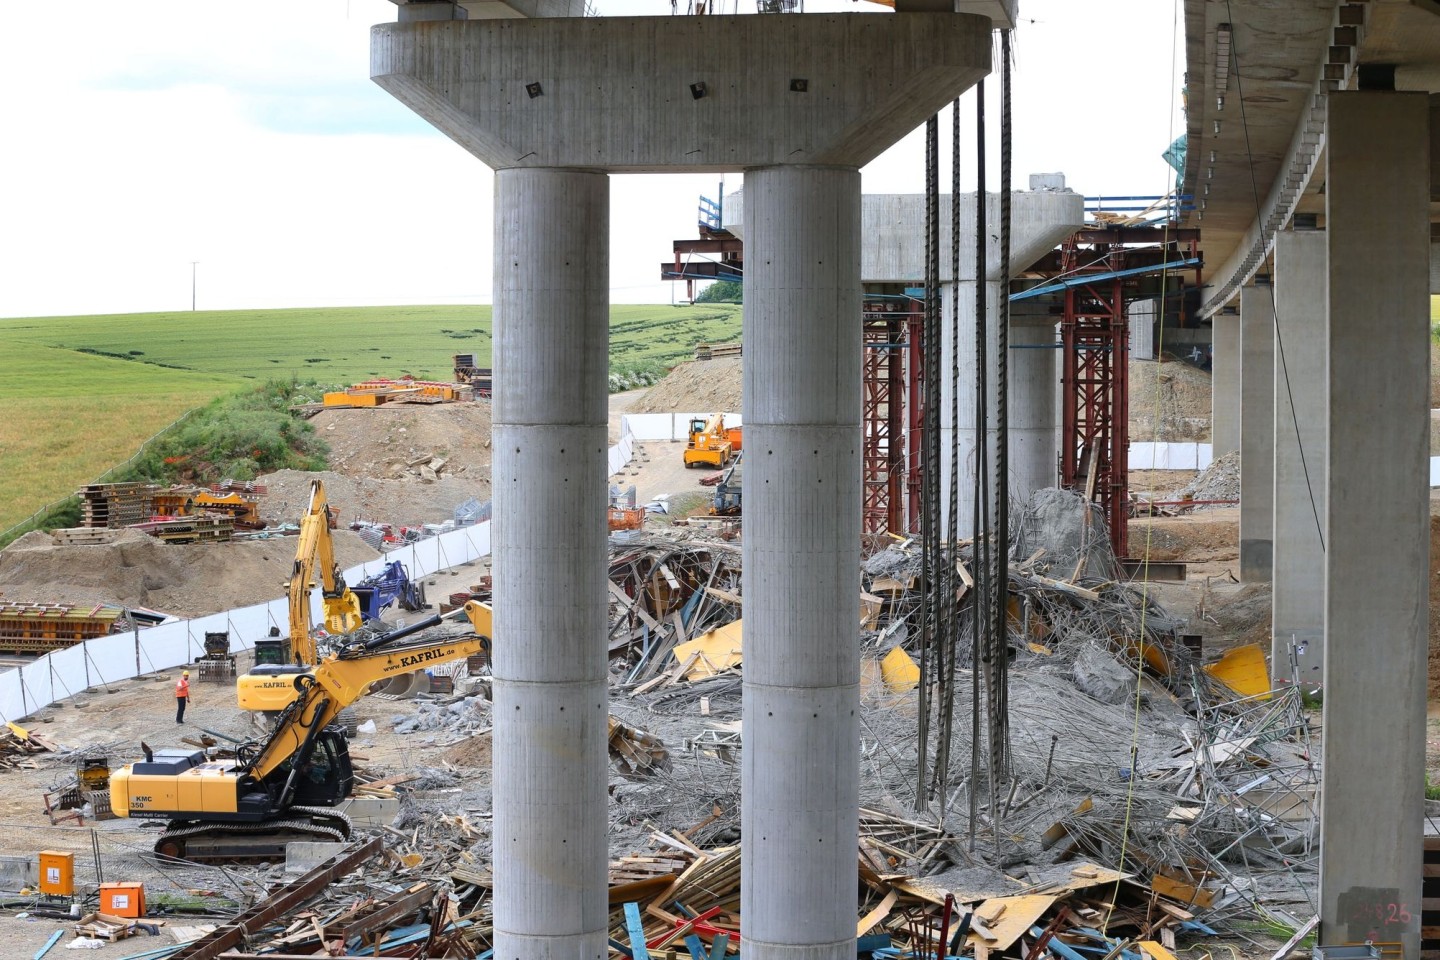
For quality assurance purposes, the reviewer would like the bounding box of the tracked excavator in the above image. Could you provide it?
[113,603,492,863]
[236,478,367,715]
[112,602,670,863]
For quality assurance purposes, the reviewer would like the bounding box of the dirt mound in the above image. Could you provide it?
[0,528,380,618]
[259,401,496,529]
[1129,358,1211,441]
[1181,450,1240,503]
[260,468,488,531]
[634,357,742,413]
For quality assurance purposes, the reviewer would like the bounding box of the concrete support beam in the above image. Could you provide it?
[372,14,991,173]
[491,168,609,960]
[742,166,861,960]
[1270,230,1326,687]
[1239,282,1275,582]
[1210,311,1240,453]
[1320,91,1431,955]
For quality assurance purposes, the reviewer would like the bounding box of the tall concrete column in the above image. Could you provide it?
[1238,282,1274,581]
[742,166,862,960]
[1270,230,1326,686]
[1321,91,1431,955]
[491,168,609,960]
[1010,317,1060,502]
[1210,309,1240,452]
[954,296,1058,531]
[946,194,1081,536]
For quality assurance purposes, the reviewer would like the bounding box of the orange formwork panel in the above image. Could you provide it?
[0,603,123,654]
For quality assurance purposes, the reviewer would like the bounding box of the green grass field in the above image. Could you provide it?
[0,343,244,531]
[0,304,741,533]
[0,304,740,383]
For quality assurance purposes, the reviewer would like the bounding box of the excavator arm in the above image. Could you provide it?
[245,601,493,784]
[287,479,362,664]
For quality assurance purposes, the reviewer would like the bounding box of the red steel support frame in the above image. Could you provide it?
[1059,239,1130,558]
[862,296,922,536]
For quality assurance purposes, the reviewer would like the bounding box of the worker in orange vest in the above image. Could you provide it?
[175,670,191,724]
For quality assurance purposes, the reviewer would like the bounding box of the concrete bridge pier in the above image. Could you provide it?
[742,164,862,960]
[1320,90,1430,956]
[373,11,993,959]
[490,167,611,960]
[1269,229,1325,686]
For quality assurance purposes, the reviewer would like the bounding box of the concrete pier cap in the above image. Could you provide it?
[723,188,1085,276]
[372,12,992,172]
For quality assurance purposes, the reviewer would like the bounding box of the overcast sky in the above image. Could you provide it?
[0,0,1183,319]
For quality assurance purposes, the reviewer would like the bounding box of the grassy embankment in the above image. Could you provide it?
[0,304,741,535]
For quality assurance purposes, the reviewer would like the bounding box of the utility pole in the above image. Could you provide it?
[191,261,198,311]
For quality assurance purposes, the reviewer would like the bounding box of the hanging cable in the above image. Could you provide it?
[969,75,991,852]
[1224,0,1324,553]
[991,27,1014,784]
[915,111,942,813]
[934,94,964,814]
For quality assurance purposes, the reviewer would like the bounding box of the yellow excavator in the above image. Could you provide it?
[683,413,733,469]
[114,602,669,863]
[237,478,364,715]
[112,603,494,863]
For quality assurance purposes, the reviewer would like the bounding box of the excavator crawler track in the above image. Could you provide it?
[154,806,352,865]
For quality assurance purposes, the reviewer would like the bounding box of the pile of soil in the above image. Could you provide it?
[0,526,379,617]
[1129,358,1211,441]
[1180,450,1241,503]
[261,401,496,528]
[634,357,742,413]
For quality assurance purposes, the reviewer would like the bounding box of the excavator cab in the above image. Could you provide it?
[272,728,353,808]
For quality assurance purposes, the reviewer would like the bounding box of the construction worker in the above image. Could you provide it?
[176,670,191,724]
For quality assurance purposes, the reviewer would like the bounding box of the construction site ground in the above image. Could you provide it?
[2,357,1440,958]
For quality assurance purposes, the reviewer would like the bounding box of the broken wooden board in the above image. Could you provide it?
[671,620,743,680]
[964,894,1057,951]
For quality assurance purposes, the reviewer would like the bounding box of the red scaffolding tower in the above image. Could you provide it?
[1053,228,1203,559]
[861,296,923,536]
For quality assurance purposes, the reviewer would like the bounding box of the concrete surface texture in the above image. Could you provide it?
[741,165,863,960]
[942,192,1082,535]
[1320,91,1431,955]
[1269,229,1326,686]
[371,13,991,173]
[1210,312,1239,454]
[1238,281,1274,583]
[490,168,611,960]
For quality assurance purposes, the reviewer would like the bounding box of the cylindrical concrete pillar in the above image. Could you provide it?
[1009,317,1059,510]
[952,284,1056,535]
[741,165,861,960]
[491,168,609,960]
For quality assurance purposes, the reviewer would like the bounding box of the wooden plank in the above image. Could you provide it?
[339,884,432,943]
[857,889,899,937]
[625,903,652,960]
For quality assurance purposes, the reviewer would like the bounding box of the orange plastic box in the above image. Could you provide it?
[38,851,74,897]
[98,882,145,918]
